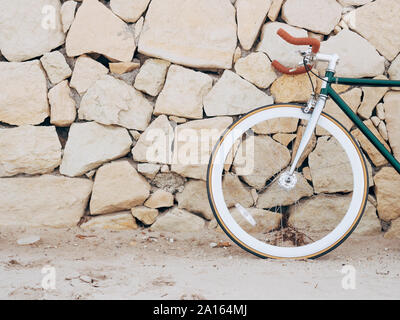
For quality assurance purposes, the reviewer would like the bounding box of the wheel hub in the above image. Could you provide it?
[278,172,297,190]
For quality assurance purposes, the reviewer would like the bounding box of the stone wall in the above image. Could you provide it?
[0,0,400,239]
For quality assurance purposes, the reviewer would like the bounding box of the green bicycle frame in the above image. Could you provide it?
[320,71,400,174]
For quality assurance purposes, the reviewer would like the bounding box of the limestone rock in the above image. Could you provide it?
[388,54,400,91]
[176,180,213,220]
[131,206,158,225]
[353,201,381,236]
[338,0,372,5]
[0,0,65,62]
[90,160,150,215]
[288,193,352,233]
[0,175,92,227]
[109,62,140,75]
[0,126,61,177]
[144,189,174,209]
[155,65,212,119]
[135,17,144,42]
[352,120,391,167]
[137,163,161,180]
[233,135,291,189]
[236,0,272,50]
[384,218,400,239]
[376,103,385,120]
[272,133,297,146]
[270,70,318,103]
[317,88,362,135]
[81,212,138,230]
[150,208,205,233]
[374,167,400,222]
[48,80,76,127]
[257,22,309,68]
[0,61,49,125]
[79,75,153,131]
[222,173,254,208]
[317,30,385,78]
[204,70,273,116]
[152,172,186,194]
[234,52,278,89]
[350,0,400,61]
[282,0,342,35]
[257,172,313,209]
[138,0,237,69]
[268,0,284,21]
[61,0,77,33]
[40,51,72,85]
[60,122,132,177]
[253,118,299,135]
[134,59,170,96]
[132,115,174,164]
[70,55,109,96]
[229,207,281,234]
[357,75,389,120]
[309,136,354,194]
[383,92,400,161]
[171,117,233,180]
[66,0,136,62]
[110,0,150,23]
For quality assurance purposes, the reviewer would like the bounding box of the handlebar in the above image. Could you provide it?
[271,28,321,75]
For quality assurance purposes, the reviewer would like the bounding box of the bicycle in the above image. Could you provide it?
[207,29,400,259]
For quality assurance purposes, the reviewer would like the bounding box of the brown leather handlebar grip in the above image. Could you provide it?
[271,60,313,75]
[271,28,320,75]
[277,28,320,53]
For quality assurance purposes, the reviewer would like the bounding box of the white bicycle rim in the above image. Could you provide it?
[208,105,368,259]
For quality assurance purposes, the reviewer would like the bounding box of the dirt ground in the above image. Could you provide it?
[1,226,400,300]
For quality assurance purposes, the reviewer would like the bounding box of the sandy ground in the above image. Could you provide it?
[1,226,400,300]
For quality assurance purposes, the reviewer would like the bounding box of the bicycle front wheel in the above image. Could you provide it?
[207,104,369,259]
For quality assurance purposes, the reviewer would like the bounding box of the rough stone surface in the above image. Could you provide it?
[317,30,385,78]
[384,218,400,239]
[388,54,400,91]
[236,0,272,50]
[110,0,151,23]
[204,70,273,116]
[144,189,174,209]
[134,59,170,96]
[229,207,281,234]
[257,172,313,209]
[70,55,109,96]
[176,180,213,220]
[0,175,92,227]
[60,122,132,177]
[61,0,77,33]
[109,62,140,75]
[291,125,316,168]
[48,80,76,127]
[137,163,161,180]
[66,0,136,62]
[233,135,291,189]
[138,0,237,69]
[0,0,65,62]
[282,0,342,35]
[271,70,318,103]
[40,51,72,85]
[131,206,158,225]
[353,201,381,236]
[0,61,49,125]
[222,173,254,208]
[374,167,400,222]
[81,212,138,230]
[268,0,284,21]
[383,92,400,161]
[350,0,400,61]
[257,22,308,67]
[352,120,391,167]
[79,75,153,131]
[155,65,213,119]
[309,136,354,194]
[234,52,278,89]
[172,117,233,180]
[358,75,389,120]
[90,160,150,215]
[132,115,174,164]
[150,207,205,233]
[253,118,299,135]
[0,126,61,177]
